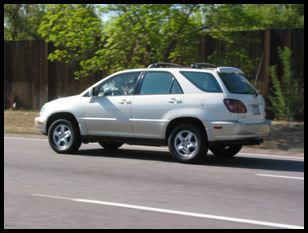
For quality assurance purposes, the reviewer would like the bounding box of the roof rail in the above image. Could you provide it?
[148,62,183,68]
[191,62,217,69]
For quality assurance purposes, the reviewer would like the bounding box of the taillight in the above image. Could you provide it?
[223,99,247,113]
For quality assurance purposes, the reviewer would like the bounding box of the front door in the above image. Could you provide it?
[84,72,140,137]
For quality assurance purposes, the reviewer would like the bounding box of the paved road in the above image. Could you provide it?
[4,134,304,229]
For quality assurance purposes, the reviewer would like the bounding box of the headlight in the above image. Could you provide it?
[39,104,47,116]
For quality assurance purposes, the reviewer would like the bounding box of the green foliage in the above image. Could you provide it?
[203,4,304,81]
[36,4,304,79]
[205,4,304,35]
[92,4,202,74]
[37,4,103,79]
[268,66,287,120]
[268,47,304,121]
[38,4,203,78]
[4,4,46,40]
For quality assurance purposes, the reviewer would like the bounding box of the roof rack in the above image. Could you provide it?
[148,62,183,68]
[191,62,217,69]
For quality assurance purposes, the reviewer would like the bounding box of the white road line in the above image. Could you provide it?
[239,153,304,160]
[32,194,303,229]
[4,136,48,142]
[256,174,304,180]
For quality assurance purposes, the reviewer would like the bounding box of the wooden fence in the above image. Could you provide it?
[4,28,304,110]
[4,40,48,110]
[4,41,102,110]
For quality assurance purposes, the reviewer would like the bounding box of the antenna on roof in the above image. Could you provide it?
[254,52,264,86]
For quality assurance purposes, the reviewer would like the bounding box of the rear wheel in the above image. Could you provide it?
[98,141,123,150]
[168,124,207,163]
[48,119,81,154]
[210,145,242,158]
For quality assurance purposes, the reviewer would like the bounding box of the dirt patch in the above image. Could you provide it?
[248,121,304,153]
[4,110,40,134]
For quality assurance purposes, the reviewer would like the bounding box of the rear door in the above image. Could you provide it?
[229,94,266,123]
[131,71,184,139]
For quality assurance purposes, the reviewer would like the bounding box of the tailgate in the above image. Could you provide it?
[229,94,266,123]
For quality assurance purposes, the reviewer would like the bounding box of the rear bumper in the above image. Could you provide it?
[206,119,271,142]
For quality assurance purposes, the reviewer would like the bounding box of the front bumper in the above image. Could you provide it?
[206,119,271,142]
[34,116,47,134]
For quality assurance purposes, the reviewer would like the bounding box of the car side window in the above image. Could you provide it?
[139,71,177,95]
[180,71,222,93]
[97,72,140,96]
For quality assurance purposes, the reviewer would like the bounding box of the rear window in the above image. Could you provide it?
[180,71,222,93]
[219,73,258,95]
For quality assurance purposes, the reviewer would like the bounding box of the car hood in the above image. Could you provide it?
[48,95,79,104]
[42,95,81,111]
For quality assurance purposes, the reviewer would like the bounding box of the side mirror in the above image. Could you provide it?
[90,87,98,97]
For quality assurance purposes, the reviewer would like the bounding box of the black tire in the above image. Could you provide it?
[210,145,242,158]
[98,141,123,150]
[168,123,208,163]
[48,119,81,154]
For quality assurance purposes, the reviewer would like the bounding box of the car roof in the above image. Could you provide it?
[113,62,243,74]
[114,66,243,74]
[115,67,215,73]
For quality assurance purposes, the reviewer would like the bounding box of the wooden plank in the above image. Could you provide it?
[262,29,271,96]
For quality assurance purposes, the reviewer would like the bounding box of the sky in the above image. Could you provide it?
[96,4,113,23]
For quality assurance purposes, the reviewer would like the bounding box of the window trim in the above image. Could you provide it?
[136,71,183,96]
[169,78,184,94]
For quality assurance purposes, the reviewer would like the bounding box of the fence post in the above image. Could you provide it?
[263,29,271,96]
[43,42,48,108]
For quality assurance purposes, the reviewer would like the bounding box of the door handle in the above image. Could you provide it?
[118,99,131,104]
[168,98,182,104]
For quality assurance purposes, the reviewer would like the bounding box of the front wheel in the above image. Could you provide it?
[168,124,208,163]
[210,145,242,158]
[48,119,81,154]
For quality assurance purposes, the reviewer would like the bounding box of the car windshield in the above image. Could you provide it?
[219,73,258,95]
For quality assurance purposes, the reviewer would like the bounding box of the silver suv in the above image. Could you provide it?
[35,62,271,163]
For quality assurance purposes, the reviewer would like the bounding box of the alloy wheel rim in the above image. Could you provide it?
[174,130,198,159]
[52,124,72,150]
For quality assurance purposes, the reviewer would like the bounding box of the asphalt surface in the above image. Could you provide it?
[4,134,304,229]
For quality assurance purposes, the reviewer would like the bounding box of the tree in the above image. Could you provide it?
[203,4,304,81]
[37,4,304,79]
[97,4,304,76]
[80,4,204,76]
[37,4,103,78]
[38,4,204,78]
[4,4,46,40]
[205,4,304,35]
